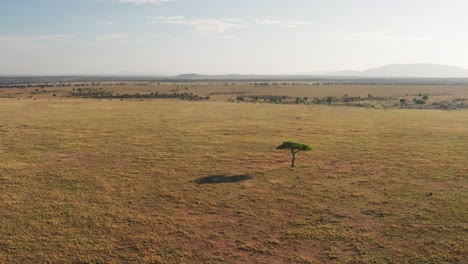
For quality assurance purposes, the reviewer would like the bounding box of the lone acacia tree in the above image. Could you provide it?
[277,141,312,167]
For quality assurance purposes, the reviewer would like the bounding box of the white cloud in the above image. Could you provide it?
[92,33,145,44]
[320,32,430,42]
[0,35,73,43]
[117,0,200,4]
[148,33,173,38]
[154,16,185,20]
[213,35,240,39]
[97,21,118,26]
[119,0,175,4]
[121,39,145,43]
[255,19,316,28]
[148,16,249,33]
[147,16,315,34]
[96,33,129,41]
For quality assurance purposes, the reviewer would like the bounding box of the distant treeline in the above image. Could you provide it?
[230,94,390,105]
[71,90,209,101]
[0,83,58,89]
[3,76,468,85]
[0,82,105,89]
[229,94,467,110]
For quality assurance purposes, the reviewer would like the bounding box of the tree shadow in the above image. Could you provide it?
[195,175,252,184]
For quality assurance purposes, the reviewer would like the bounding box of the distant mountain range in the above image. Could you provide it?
[2,64,468,83]
[329,63,468,78]
[174,73,339,80]
[173,64,468,80]
[176,74,262,80]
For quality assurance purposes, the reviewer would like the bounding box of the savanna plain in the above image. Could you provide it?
[0,82,467,263]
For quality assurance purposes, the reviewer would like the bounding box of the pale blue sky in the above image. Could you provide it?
[1,0,467,75]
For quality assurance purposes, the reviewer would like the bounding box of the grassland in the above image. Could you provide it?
[2,82,468,109]
[0,85,467,263]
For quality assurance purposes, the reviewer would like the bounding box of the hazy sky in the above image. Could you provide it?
[1,0,468,75]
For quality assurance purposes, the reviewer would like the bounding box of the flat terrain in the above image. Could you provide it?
[0,87,467,262]
[1,82,468,109]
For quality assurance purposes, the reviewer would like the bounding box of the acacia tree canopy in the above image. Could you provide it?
[277,141,312,167]
[277,141,312,151]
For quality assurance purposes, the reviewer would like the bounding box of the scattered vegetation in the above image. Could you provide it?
[228,93,468,110]
[1,81,467,110]
[71,89,209,101]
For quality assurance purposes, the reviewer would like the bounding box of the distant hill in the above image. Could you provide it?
[4,63,468,84]
[329,63,468,78]
[175,74,261,80]
[174,73,329,80]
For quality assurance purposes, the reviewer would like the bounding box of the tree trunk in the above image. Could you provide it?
[291,149,296,167]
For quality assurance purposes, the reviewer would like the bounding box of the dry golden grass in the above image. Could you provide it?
[0,96,467,263]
